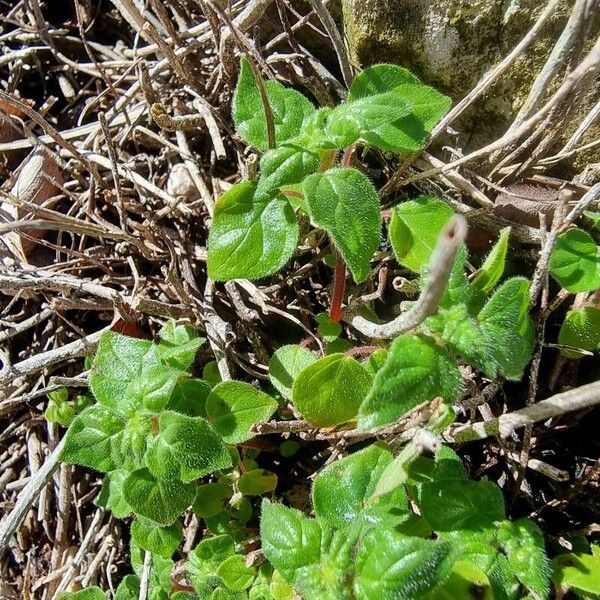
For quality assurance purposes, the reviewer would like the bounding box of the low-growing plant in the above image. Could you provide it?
[50,60,585,600]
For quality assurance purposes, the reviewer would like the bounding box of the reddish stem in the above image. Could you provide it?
[345,345,379,358]
[329,250,346,322]
[342,144,355,168]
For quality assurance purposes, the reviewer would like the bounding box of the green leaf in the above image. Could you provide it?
[477,277,535,380]
[194,482,233,518]
[324,91,411,148]
[157,321,205,370]
[470,227,511,305]
[216,555,256,591]
[354,529,452,599]
[358,334,462,430]
[233,58,315,150]
[130,539,174,596]
[269,345,316,401]
[114,575,141,600]
[188,534,236,592]
[205,381,278,444]
[292,353,372,427]
[89,331,152,414]
[123,468,196,525]
[131,516,183,558]
[61,404,125,472]
[45,387,75,427]
[389,196,454,272]
[549,228,600,292]
[256,144,319,201]
[348,64,451,154]
[96,469,132,518]
[422,560,493,600]
[584,210,600,231]
[418,479,505,531]
[315,312,342,342]
[167,379,212,417]
[362,348,388,377]
[56,589,107,600]
[553,549,600,597]
[238,469,278,496]
[146,410,231,482]
[497,519,550,599]
[312,444,409,528]
[348,64,420,100]
[558,306,600,358]
[302,168,381,283]
[207,182,299,281]
[260,500,323,574]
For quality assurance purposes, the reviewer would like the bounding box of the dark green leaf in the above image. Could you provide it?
[418,479,505,532]
[194,482,233,518]
[96,469,132,518]
[358,334,462,430]
[167,379,211,417]
[292,353,372,427]
[205,381,278,444]
[131,516,183,558]
[256,144,319,200]
[123,468,196,525]
[302,168,381,283]
[145,411,232,482]
[207,182,298,281]
[354,529,452,599]
[348,64,419,100]
[61,404,126,472]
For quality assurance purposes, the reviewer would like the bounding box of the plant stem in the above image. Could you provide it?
[329,249,346,322]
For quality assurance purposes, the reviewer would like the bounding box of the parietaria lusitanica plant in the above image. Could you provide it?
[52,61,575,600]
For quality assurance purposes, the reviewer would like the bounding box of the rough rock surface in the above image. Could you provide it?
[340,0,599,166]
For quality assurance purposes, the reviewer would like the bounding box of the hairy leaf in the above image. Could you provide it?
[358,335,462,430]
[205,381,278,444]
[114,575,141,600]
[207,181,298,281]
[131,516,183,558]
[549,228,600,292]
[123,468,196,525]
[302,168,381,283]
[269,345,316,400]
[193,482,233,518]
[292,353,372,427]
[61,404,126,472]
[389,197,454,272]
[470,227,511,307]
[354,529,452,599]
[238,469,278,496]
[157,321,205,370]
[96,469,132,518]
[216,555,256,591]
[233,58,315,150]
[145,410,231,482]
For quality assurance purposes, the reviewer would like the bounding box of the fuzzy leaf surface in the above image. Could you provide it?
[131,516,183,558]
[269,345,316,400]
[233,58,315,150]
[292,353,372,427]
[123,468,196,525]
[302,168,381,283]
[205,381,278,444]
[358,335,462,430]
[558,306,600,358]
[207,182,298,281]
[145,410,231,482]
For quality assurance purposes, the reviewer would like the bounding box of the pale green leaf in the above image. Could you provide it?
[269,345,316,400]
[216,555,256,591]
[96,469,132,518]
[470,226,511,305]
[389,197,454,272]
[558,306,600,358]
[292,353,372,427]
[549,228,600,292]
